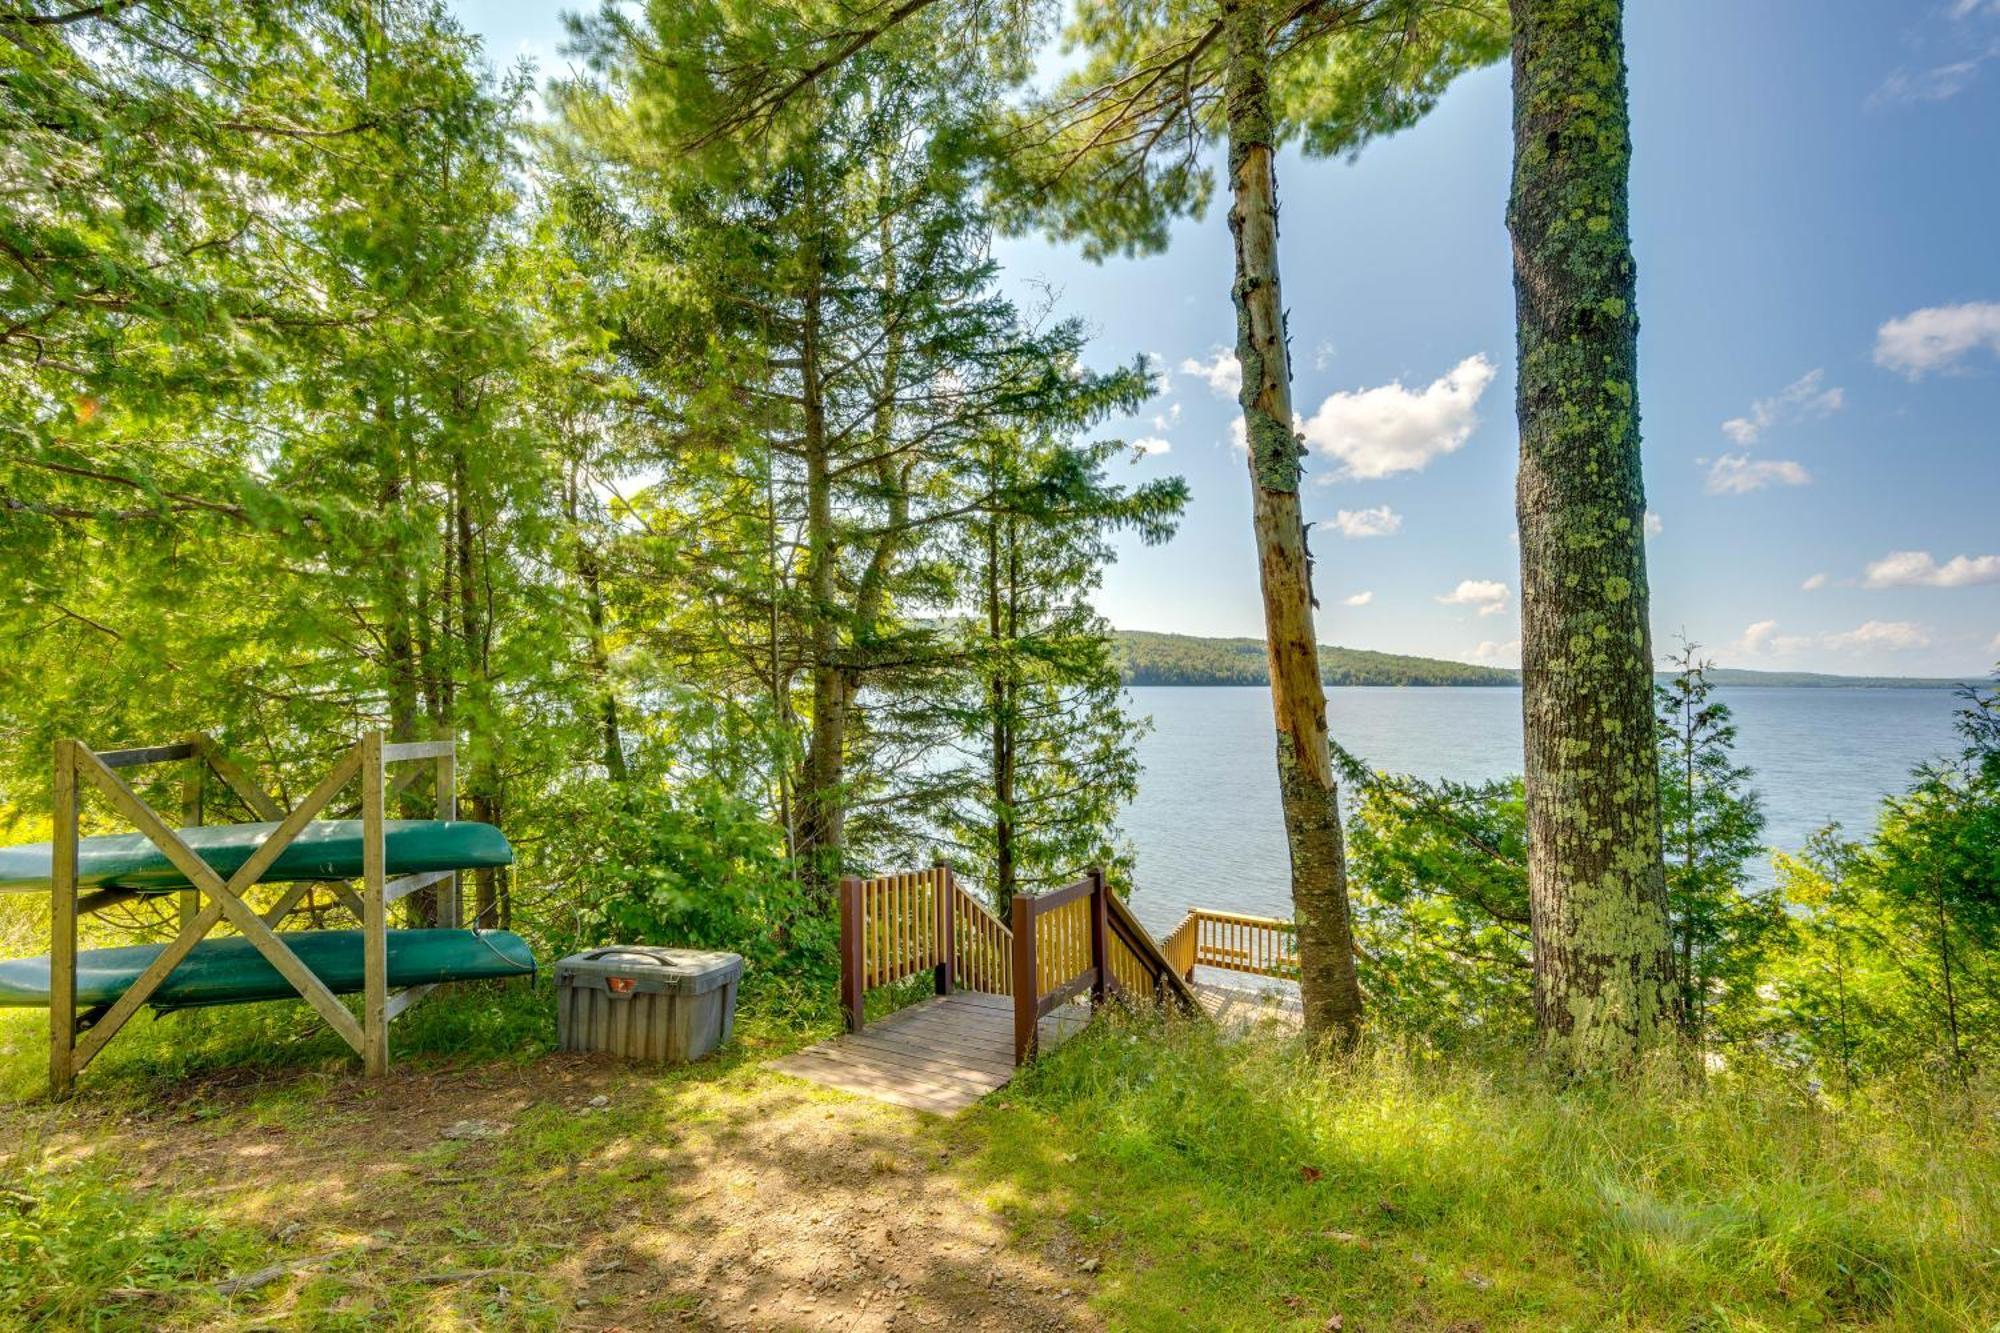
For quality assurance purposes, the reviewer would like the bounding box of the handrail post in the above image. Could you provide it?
[839,874,866,1032]
[1088,866,1109,1004]
[1011,892,1037,1064]
[933,860,954,997]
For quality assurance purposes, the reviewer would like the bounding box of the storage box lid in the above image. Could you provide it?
[554,946,743,995]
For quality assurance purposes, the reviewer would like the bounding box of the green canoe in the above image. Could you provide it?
[0,928,536,1008]
[0,819,512,895]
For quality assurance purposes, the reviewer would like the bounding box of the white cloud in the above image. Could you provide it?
[1151,402,1182,431]
[1130,436,1173,457]
[1731,619,1816,658]
[1313,340,1337,371]
[1299,354,1496,482]
[1327,505,1402,539]
[1862,549,2000,588]
[1644,510,1663,538]
[1735,620,1783,656]
[1437,579,1510,617]
[1825,620,1933,653]
[1871,56,1992,105]
[1873,301,2000,377]
[1734,618,1934,658]
[1227,417,1247,453]
[1801,572,1829,591]
[1471,639,1521,666]
[1872,3,2000,106]
[1705,454,1811,495]
[1342,591,1374,607]
[1720,369,1844,444]
[1179,349,1241,399]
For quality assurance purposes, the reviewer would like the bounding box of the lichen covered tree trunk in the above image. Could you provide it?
[1224,0,1363,1043]
[1508,0,1673,1069]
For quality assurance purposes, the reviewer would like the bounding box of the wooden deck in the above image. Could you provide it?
[769,990,1087,1116]
[1193,978,1303,1032]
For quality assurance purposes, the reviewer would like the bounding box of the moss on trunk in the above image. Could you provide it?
[1224,0,1363,1043]
[1508,0,1674,1070]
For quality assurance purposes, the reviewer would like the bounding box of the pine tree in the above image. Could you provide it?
[1655,643,1775,1047]
[1508,0,1674,1069]
[546,21,1155,905]
[949,427,1184,910]
[569,0,1506,1040]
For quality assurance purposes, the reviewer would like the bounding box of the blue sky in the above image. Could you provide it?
[452,0,2000,678]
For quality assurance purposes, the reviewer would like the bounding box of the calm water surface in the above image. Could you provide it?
[1118,685,1967,937]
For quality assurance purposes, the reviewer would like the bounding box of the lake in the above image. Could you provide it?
[1118,685,1969,937]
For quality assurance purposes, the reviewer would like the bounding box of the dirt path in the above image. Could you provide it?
[3,1054,1100,1331]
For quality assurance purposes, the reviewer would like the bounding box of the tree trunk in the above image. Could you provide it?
[1936,875,1963,1076]
[450,445,500,930]
[989,510,1018,911]
[795,239,847,904]
[568,468,627,782]
[1222,0,1363,1043]
[1681,706,1697,1036]
[1508,0,1674,1070]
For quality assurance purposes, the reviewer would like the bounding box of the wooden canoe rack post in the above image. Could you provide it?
[48,730,461,1099]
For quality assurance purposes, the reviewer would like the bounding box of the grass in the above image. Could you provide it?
[0,976,846,1330]
[951,1009,2000,1331]
[1,981,1995,1329]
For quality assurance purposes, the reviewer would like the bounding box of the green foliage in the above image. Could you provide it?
[1345,770,1534,1048]
[1655,643,1779,1045]
[546,12,1177,908]
[1764,677,2000,1083]
[967,1015,2000,1330]
[942,427,1185,907]
[0,1,592,937]
[2,0,1172,998]
[989,0,1509,258]
[532,772,828,979]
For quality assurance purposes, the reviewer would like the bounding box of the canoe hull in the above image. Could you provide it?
[0,928,536,1008]
[0,820,513,895]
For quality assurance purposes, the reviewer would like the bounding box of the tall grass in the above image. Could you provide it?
[959,1012,2000,1331]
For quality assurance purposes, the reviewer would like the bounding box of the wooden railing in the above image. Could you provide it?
[951,880,1013,997]
[838,865,951,1031]
[837,863,1201,1059]
[1009,869,1196,1063]
[1107,890,1199,1010]
[1011,870,1107,1063]
[1160,908,1300,982]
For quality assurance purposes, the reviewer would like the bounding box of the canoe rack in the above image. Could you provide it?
[48,731,460,1098]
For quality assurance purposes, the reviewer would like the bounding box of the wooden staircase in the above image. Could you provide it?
[771,866,1295,1114]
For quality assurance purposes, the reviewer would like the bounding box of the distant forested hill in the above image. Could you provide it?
[1113,631,1975,689]
[1114,631,1517,687]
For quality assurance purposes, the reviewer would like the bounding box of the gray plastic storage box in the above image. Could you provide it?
[554,947,743,1063]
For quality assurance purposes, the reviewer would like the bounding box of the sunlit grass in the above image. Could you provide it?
[4,982,1994,1330]
[955,1011,2000,1331]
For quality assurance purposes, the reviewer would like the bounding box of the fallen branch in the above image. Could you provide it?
[214,1236,389,1296]
[405,1268,520,1285]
